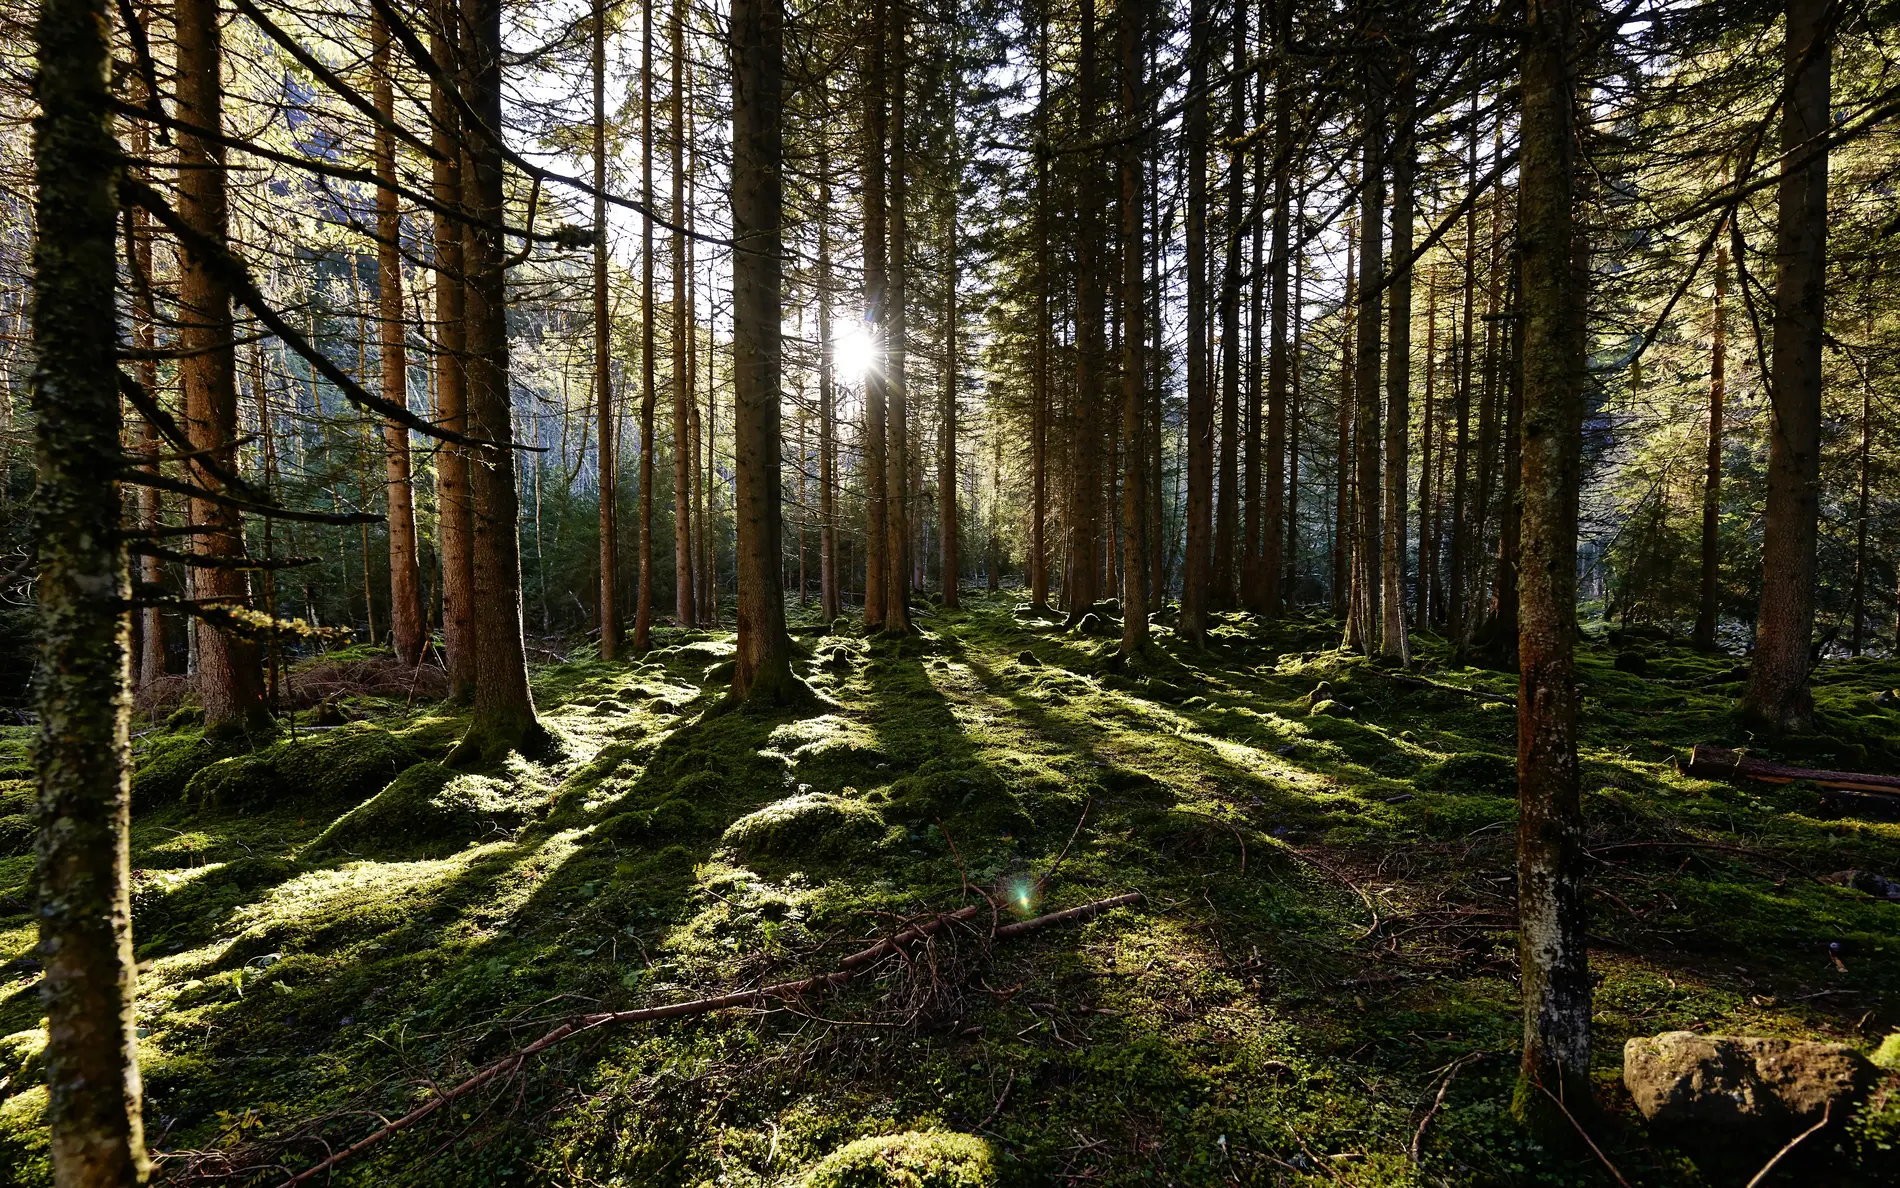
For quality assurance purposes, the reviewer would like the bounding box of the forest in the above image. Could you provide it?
[3,0,1900,1180]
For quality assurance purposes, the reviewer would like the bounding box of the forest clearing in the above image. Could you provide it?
[5,0,1900,1178]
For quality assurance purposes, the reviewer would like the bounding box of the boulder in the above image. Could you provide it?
[1613,650,1649,676]
[1624,1032,1876,1132]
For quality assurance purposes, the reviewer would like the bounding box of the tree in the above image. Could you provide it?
[1691,231,1727,651]
[455,0,542,759]
[1379,59,1414,664]
[672,0,695,630]
[1179,0,1212,646]
[31,0,151,1174]
[1514,0,1590,1121]
[431,0,476,702]
[594,0,620,660]
[1116,0,1148,656]
[1743,0,1831,732]
[178,0,269,735]
[374,7,425,668]
[885,2,913,635]
[728,0,797,702]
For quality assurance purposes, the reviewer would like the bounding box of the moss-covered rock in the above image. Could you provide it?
[881,758,1033,835]
[801,1131,998,1188]
[1423,751,1516,793]
[595,796,717,846]
[0,1029,45,1094]
[132,729,250,810]
[722,792,887,860]
[182,724,421,812]
[0,780,31,858]
[307,763,530,858]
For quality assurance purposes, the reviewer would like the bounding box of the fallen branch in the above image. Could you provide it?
[274,892,1143,1186]
[1744,1100,1831,1188]
[1686,745,1900,803]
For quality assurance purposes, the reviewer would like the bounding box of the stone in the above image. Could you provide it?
[1613,650,1649,676]
[1624,1032,1876,1132]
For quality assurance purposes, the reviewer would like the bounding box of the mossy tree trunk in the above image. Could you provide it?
[1743,0,1830,731]
[885,1,913,635]
[1346,74,1385,657]
[1380,60,1415,665]
[862,0,889,631]
[1513,0,1591,1125]
[728,0,796,703]
[31,0,150,1172]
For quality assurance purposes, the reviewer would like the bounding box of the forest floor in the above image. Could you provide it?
[1,591,1898,1186]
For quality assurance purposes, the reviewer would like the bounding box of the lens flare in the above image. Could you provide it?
[832,319,879,383]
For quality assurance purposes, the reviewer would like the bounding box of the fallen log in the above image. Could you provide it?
[1368,669,1517,706]
[275,891,1144,1187]
[1685,745,1900,804]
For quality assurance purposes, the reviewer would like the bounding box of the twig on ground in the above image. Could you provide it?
[1532,1079,1631,1188]
[976,1067,1015,1131]
[1744,1101,1832,1188]
[1411,1051,1485,1163]
[1037,797,1092,894]
[271,891,1144,1187]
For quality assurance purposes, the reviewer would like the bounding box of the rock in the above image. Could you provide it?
[1305,681,1333,708]
[1307,699,1345,718]
[1016,650,1041,667]
[1623,1032,1876,1132]
[1613,650,1649,676]
[1073,612,1104,636]
[1822,869,1900,901]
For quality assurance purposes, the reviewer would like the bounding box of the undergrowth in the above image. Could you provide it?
[0,599,1895,1185]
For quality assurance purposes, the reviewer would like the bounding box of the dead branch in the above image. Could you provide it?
[273,892,1144,1187]
[1685,745,1900,802]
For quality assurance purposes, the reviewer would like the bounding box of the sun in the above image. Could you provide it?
[831,319,879,383]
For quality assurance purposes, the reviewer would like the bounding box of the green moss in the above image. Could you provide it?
[307,763,536,859]
[801,1131,999,1188]
[1423,750,1516,793]
[722,792,888,860]
[182,723,421,812]
[131,855,301,955]
[131,728,248,810]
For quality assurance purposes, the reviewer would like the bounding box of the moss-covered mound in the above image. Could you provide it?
[594,795,719,846]
[130,729,253,810]
[722,792,887,860]
[0,780,30,858]
[182,724,421,812]
[880,758,1033,836]
[802,1131,998,1188]
[1423,750,1516,793]
[307,763,531,858]
[130,855,301,955]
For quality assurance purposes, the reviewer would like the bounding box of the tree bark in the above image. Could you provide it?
[1449,92,1478,640]
[593,0,619,658]
[177,0,268,736]
[1380,62,1414,663]
[454,0,540,759]
[1116,0,1148,655]
[1029,1,1051,612]
[1743,0,1830,731]
[1211,0,1245,612]
[374,10,424,668]
[633,0,657,652]
[1513,0,1591,1122]
[1346,95,1384,656]
[1065,0,1105,624]
[31,0,151,1173]
[863,3,889,630]
[1416,264,1436,631]
[1260,3,1292,618]
[1691,233,1728,651]
[1180,0,1212,645]
[939,45,960,610]
[818,157,841,622]
[886,4,913,633]
[728,0,797,702]
[431,0,476,700]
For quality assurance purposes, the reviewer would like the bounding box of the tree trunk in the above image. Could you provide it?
[1116,0,1148,655]
[1333,217,1354,620]
[1180,0,1212,645]
[1449,92,1478,640]
[177,0,268,736]
[1211,0,1244,612]
[126,108,166,692]
[1380,62,1414,663]
[32,0,151,1173]
[633,0,657,652]
[1513,0,1590,1122]
[818,160,841,622]
[668,0,695,630]
[939,47,960,610]
[431,0,476,700]
[454,0,540,759]
[1743,0,1831,731]
[1416,264,1436,631]
[593,0,619,658]
[1030,2,1051,612]
[728,0,797,702]
[886,5,912,633]
[1347,101,1384,656]
[1260,4,1292,617]
[863,3,889,630]
[1065,0,1104,624]
[374,9,424,668]
[1692,233,1728,651]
